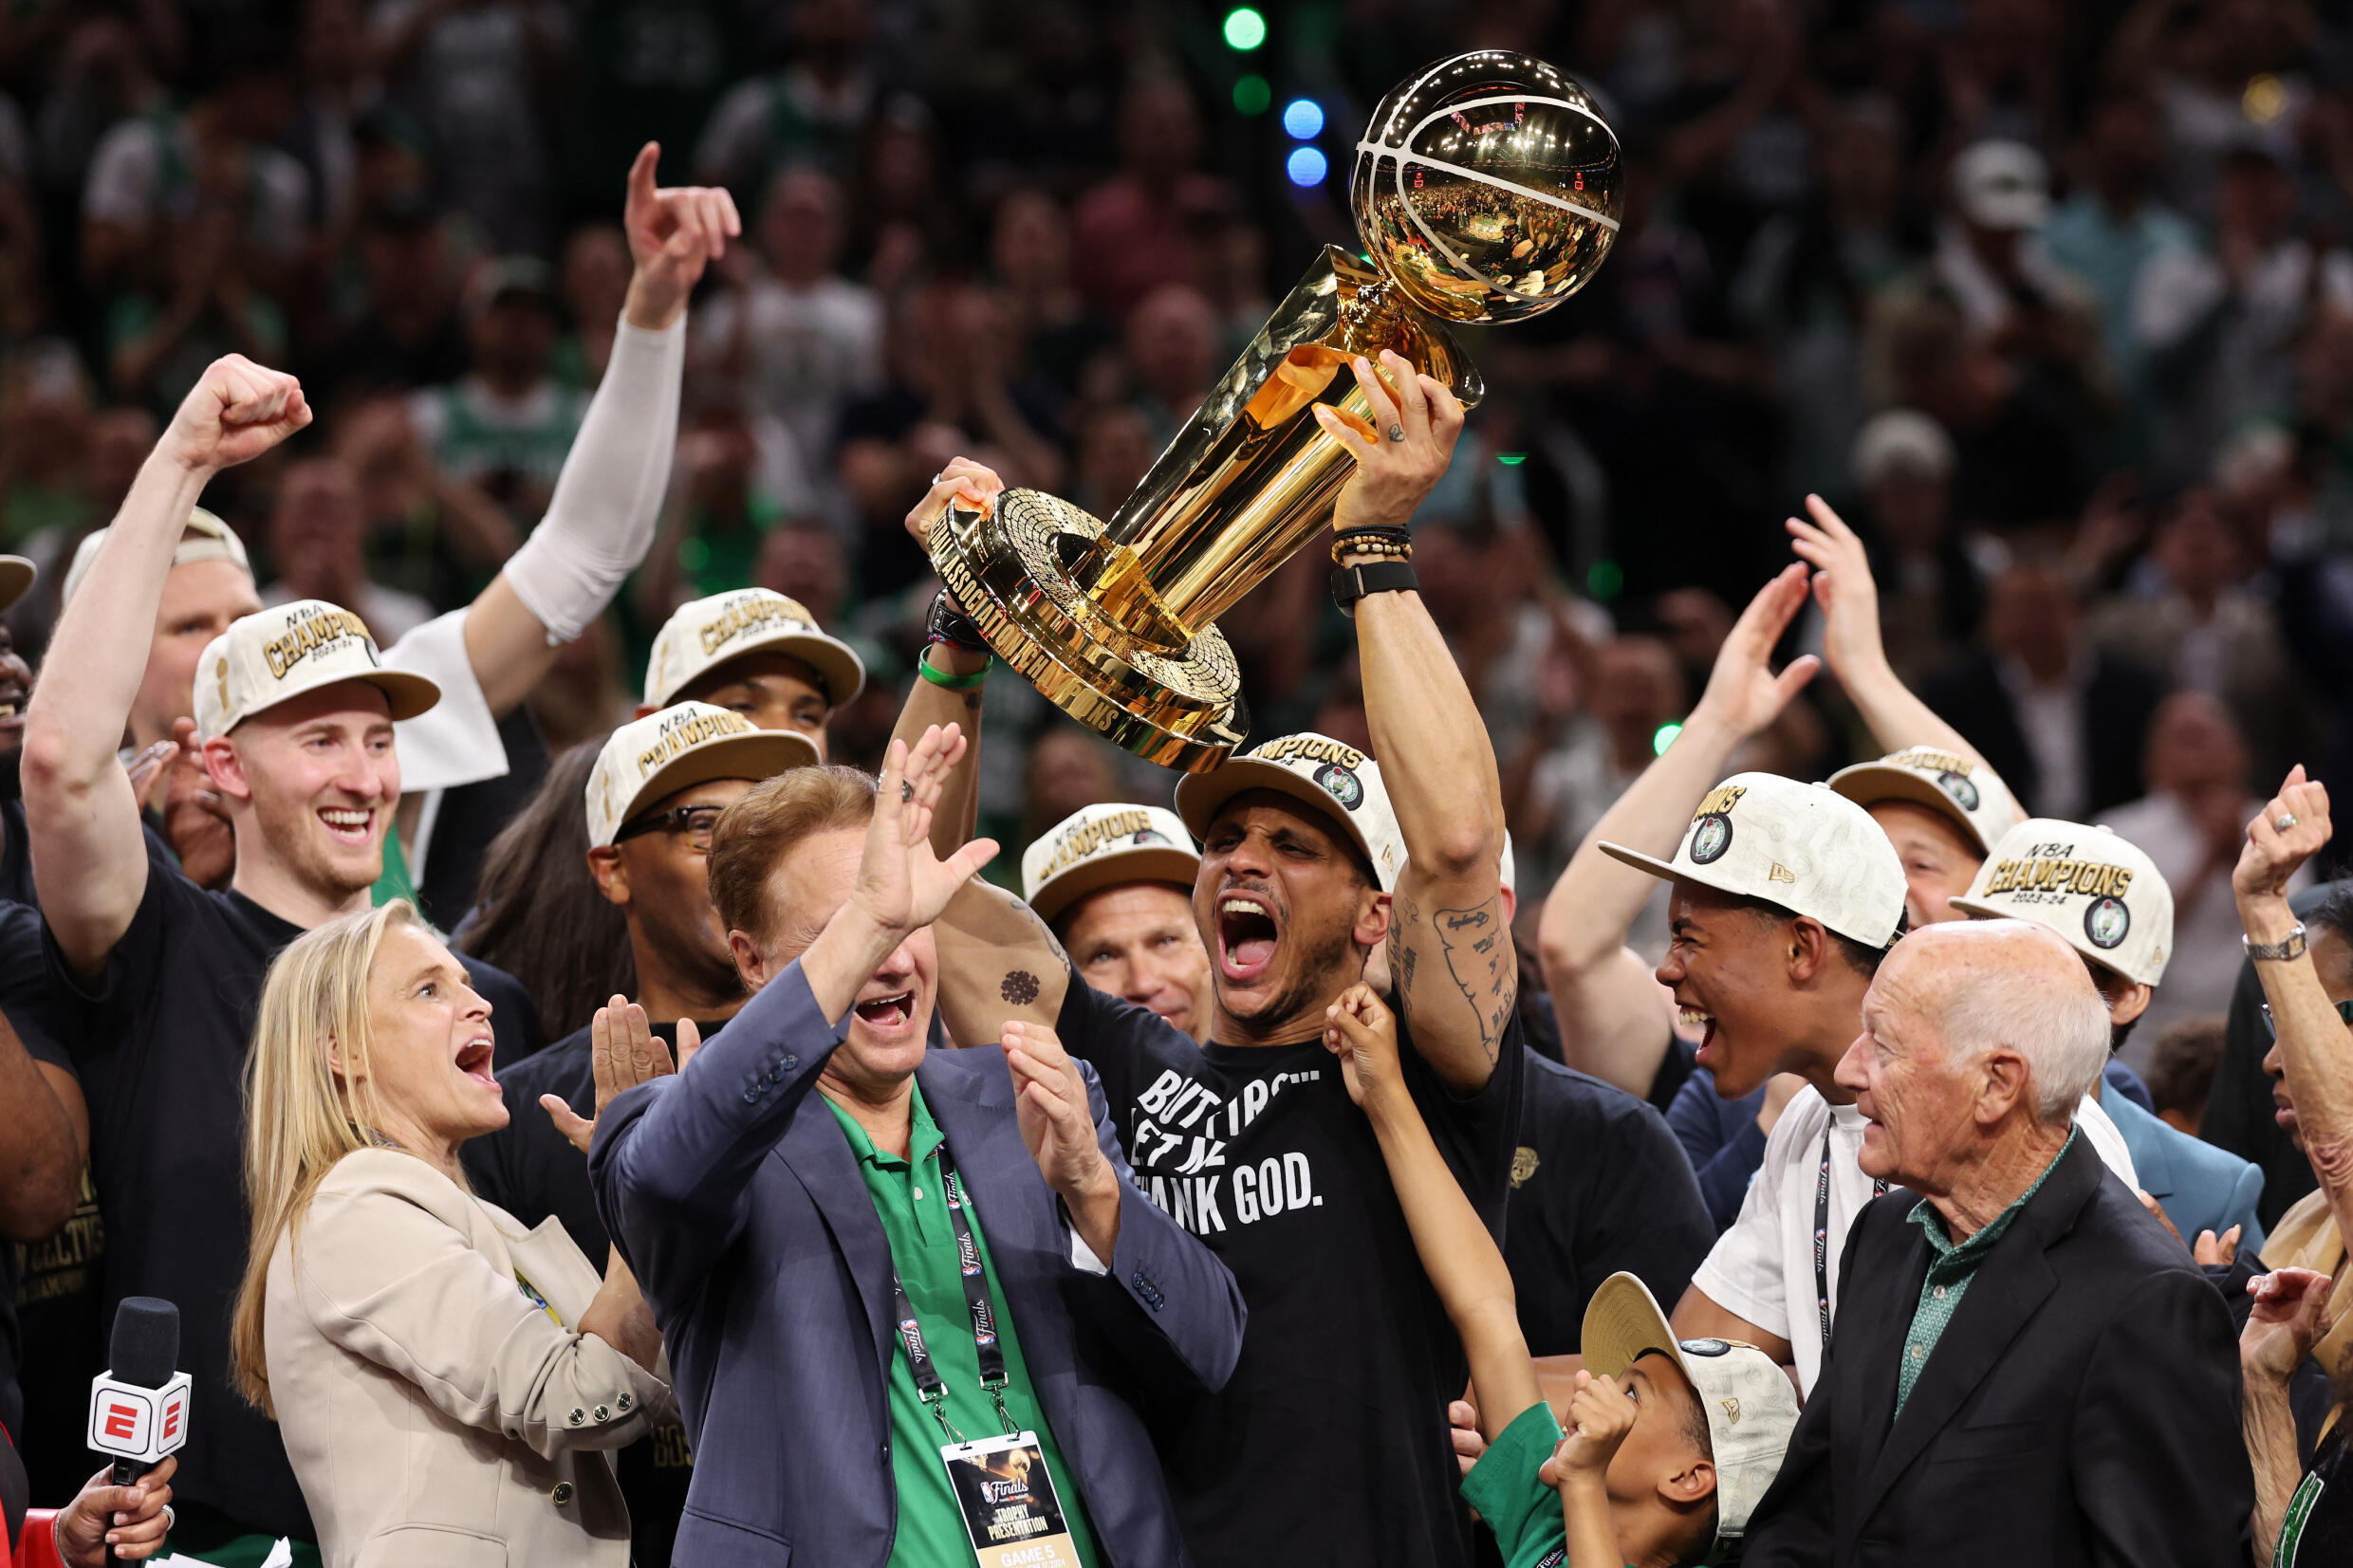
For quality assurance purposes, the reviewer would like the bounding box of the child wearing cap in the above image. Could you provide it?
[1323,984,1795,1568]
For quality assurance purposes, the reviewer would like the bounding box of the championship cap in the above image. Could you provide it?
[1949,818,2173,987]
[585,700,819,849]
[194,600,440,741]
[63,507,251,606]
[1600,771,1906,948]
[1582,1272,1801,1564]
[0,555,30,613]
[1825,746,2024,855]
[1173,732,1404,893]
[644,588,866,711]
[1023,802,1201,927]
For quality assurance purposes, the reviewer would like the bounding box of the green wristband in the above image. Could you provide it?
[918,649,991,691]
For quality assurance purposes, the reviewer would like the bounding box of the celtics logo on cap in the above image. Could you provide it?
[1936,770,1980,811]
[1690,813,1733,865]
[1314,763,1364,810]
[1132,828,1171,846]
[2084,895,2131,950]
[1679,1338,1731,1356]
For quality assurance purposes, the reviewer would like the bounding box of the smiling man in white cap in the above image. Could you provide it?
[1593,765,2138,1397]
[463,699,812,1568]
[19,356,547,1557]
[1951,817,2266,1254]
[641,586,865,757]
[1024,802,1212,1042]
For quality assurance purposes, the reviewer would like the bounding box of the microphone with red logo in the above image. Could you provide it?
[86,1298,189,1562]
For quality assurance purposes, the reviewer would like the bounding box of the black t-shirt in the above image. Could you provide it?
[2281,1423,2353,1567]
[462,1017,716,1568]
[42,865,540,1540]
[1055,971,1525,1568]
[1502,1049,1715,1357]
[0,901,70,1445]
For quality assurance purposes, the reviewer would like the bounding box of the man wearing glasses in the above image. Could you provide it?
[463,701,814,1568]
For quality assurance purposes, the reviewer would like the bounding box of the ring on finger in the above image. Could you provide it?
[2276,812,2300,832]
[162,1504,175,1531]
[1386,424,1407,442]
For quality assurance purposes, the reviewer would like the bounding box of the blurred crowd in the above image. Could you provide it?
[2,0,2353,1104]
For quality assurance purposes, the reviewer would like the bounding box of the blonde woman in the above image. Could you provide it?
[231,901,672,1568]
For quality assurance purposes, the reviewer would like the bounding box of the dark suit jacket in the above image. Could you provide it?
[1743,1135,2251,1568]
[1918,652,2163,818]
[590,960,1247,1567]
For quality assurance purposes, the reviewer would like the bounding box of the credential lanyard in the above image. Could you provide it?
[887,1145,1018,1444]
[1814,1125,1888,1356]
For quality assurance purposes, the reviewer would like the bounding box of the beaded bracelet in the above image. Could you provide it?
[1332,534,1414,564]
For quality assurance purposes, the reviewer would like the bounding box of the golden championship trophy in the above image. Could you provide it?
[928,50,1621,771]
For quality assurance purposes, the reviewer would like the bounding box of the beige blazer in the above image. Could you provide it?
[264,1149,673,1568]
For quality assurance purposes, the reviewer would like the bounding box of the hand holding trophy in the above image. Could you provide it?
[925,50,1621,770]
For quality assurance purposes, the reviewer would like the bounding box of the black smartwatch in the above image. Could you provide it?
[926,585,990,653]
[1330,561,1419,617]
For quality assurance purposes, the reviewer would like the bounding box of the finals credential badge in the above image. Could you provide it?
[943,1430,1079,1568]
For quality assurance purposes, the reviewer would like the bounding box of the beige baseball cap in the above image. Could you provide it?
[1173,732,1406,893]
[0,555,31,613]
[1825,746,2025,855]
[63,507,251,606]
[1023,802,1201,927]
[194,600,440,741]
[644,588,866,710]
[1949,818,2173,987]
[1601,771,1907,948]
[585,701,819,849]
[1583,1272,1802,1563]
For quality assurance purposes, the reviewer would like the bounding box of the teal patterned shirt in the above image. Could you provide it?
[1896,1127,2078,1413]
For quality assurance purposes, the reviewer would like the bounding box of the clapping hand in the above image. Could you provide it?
[158,355,310,475]
[1785,494,1885,688]
[1003,1019,1116,1204]
[1688,564,1822,742]
[544,997,698,1154]
[621,141,742,331]
[2234,766,2332,907]
[2243,1266,2335,1384]
[847,725,999,938]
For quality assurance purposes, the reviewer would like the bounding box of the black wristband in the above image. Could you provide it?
[926,585,989,652]
[1330,561,1419,617]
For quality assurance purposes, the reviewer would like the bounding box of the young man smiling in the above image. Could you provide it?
[20,358,544,1557]
[907,350,1524,1568]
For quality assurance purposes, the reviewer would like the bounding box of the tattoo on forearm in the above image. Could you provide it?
[1002,970,1041,1005]
[1435,900,1514,1064]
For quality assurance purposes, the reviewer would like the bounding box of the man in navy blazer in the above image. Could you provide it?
[591,727,1246,1566]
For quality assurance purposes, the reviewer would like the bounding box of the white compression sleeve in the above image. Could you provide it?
[500,316,686,644]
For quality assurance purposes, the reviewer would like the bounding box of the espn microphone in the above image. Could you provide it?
[87,1297,189,1562]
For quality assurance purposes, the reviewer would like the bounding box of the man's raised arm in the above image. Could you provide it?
[454,143,737,717]
[1317,350,1504,1093]
[1787,494,1979,760]
[25,357,311,976]
[888,460,1074,1046]
[1537,566,1824,1095]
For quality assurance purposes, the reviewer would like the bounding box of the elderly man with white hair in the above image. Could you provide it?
[1741,918,2251,1568]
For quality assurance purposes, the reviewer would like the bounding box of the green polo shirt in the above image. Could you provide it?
[1897,1127,2077,1412]
[826,1085,1102,1568]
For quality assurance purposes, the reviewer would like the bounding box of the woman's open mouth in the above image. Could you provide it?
[1217,895,1279,984]
[455,1038,497,1087]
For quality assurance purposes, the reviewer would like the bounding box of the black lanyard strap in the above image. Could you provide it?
[1814,1123,1887,1356]
[887,1145,1016,1443]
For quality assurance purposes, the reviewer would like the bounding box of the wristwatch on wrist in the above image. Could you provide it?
[2244,921,2309,962]
[926,585,989,653]
[1330,561,1419,618]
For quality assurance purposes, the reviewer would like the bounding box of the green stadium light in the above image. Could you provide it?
[1222,7,1268,50]
[1233,74,1271,115]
